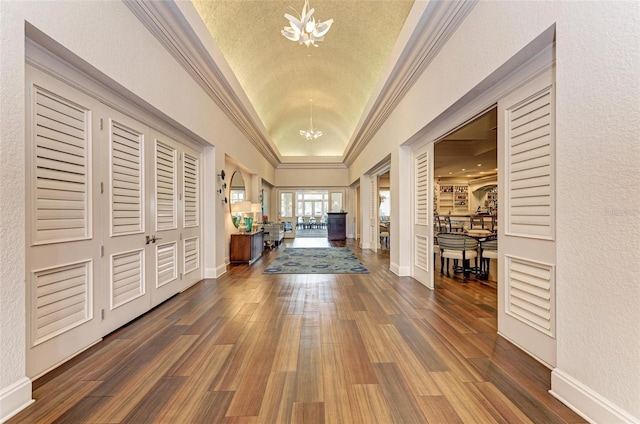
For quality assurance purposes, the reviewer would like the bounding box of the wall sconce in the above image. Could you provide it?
[217,171,227,204]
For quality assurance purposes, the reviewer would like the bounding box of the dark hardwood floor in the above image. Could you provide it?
[8,238,586,423]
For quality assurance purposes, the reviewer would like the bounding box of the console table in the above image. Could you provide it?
[327,212,347,240]
[230,231,264,264]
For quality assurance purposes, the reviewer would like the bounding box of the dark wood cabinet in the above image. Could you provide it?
[327,212,347,240]
[230,231,264,264]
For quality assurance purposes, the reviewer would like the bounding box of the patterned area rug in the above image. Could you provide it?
[263,247,369,274]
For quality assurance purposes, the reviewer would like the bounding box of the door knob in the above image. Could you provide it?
[151,235,163,243]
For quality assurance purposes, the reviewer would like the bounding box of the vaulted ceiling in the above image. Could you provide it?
[192,0,414,160]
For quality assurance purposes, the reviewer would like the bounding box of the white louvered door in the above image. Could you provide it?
[497,69,557,367]
[26,63,203,378]
[25,69,102,378]
[412,144,433,288]
[180,145,202,290]
[369,177,378,252]
[101,111,152,335]
[151,134,181,306]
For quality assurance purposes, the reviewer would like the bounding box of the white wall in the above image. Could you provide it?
[348,1,640,421]
[275,166,349,187]
[0,1,274,419]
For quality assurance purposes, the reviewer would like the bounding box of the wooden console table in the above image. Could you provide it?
[230,231,264,264]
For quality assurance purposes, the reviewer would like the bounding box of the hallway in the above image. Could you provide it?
[9,240,584,423]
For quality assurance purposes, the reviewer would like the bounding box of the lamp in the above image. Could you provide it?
[231,201,251,232]
[300,100,322,140]
[282,0,333,48]
[247,203,262,232]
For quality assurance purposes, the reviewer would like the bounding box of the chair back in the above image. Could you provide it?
[480,238,498,251]
[437,233,478,251]
[470,216,484,229]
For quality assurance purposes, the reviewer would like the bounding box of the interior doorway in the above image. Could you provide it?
[433,107,498,284]
[377,171,391,251]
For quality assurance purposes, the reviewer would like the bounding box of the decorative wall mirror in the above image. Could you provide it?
[229,170,246,227]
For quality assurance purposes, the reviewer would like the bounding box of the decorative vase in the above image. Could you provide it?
[244,217,253,232]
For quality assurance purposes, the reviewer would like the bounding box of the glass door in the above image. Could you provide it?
[278,190,294,238]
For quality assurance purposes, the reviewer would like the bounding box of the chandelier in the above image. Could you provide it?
[300,100,322,140]
[282,0,334,48]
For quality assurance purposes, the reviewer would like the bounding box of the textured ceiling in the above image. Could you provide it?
[192,0,414,159]
[434,108,498,180]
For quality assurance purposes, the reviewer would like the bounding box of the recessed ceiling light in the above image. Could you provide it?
[448,172,453,175]
[466,174,471,177]
[461,168,466,171]
[477,163,482,167]
[480,171,485,174]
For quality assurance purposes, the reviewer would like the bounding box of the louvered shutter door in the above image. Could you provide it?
[33,87,90,244]
[155,140,177,231]
[110,120,144,235]
[507,88,554,239]
[506,256,554,335]
[498,68,556,367]
[183,237,199,274]
[33,260,92,345]
[370,177,377,247]
[414,151,429,271]
[157,242,178,287]
[183,153,199,228]
[111,250,145,309]
[415,152,428,225]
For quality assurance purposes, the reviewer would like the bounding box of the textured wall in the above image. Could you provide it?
[275,166,349,188]
[350,0,640,419]
[0,0,274,409]
[553,1,640,416]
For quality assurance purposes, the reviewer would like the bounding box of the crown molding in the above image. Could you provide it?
[343,0,478,166]
[277,163,347,170]
[124,0,281,167]
[125,0,475,170]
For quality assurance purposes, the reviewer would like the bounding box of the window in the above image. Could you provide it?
[296,191,330,217]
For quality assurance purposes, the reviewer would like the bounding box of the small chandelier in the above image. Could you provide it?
[282,0,333,48]
[300,100,322,140]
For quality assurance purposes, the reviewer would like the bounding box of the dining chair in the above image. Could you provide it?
[436,233,478,279]
[470,215,485,229]
[435,214,449,233]
[380,223,390,247]
[480,237,498,275]
[448,216,465,233]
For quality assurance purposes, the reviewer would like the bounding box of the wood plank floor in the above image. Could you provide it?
[9,239,586,423]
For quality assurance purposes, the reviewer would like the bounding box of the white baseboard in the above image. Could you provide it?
[0,377,34,424]
[215,263,227,278]
[204,267,216,278]
[550,369,638,424]
[389,262,411,276]
[204,264,227,279]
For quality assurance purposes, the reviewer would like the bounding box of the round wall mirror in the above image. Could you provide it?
[229,171,246,227]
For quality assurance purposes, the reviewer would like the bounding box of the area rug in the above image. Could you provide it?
[263,247,369,274]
